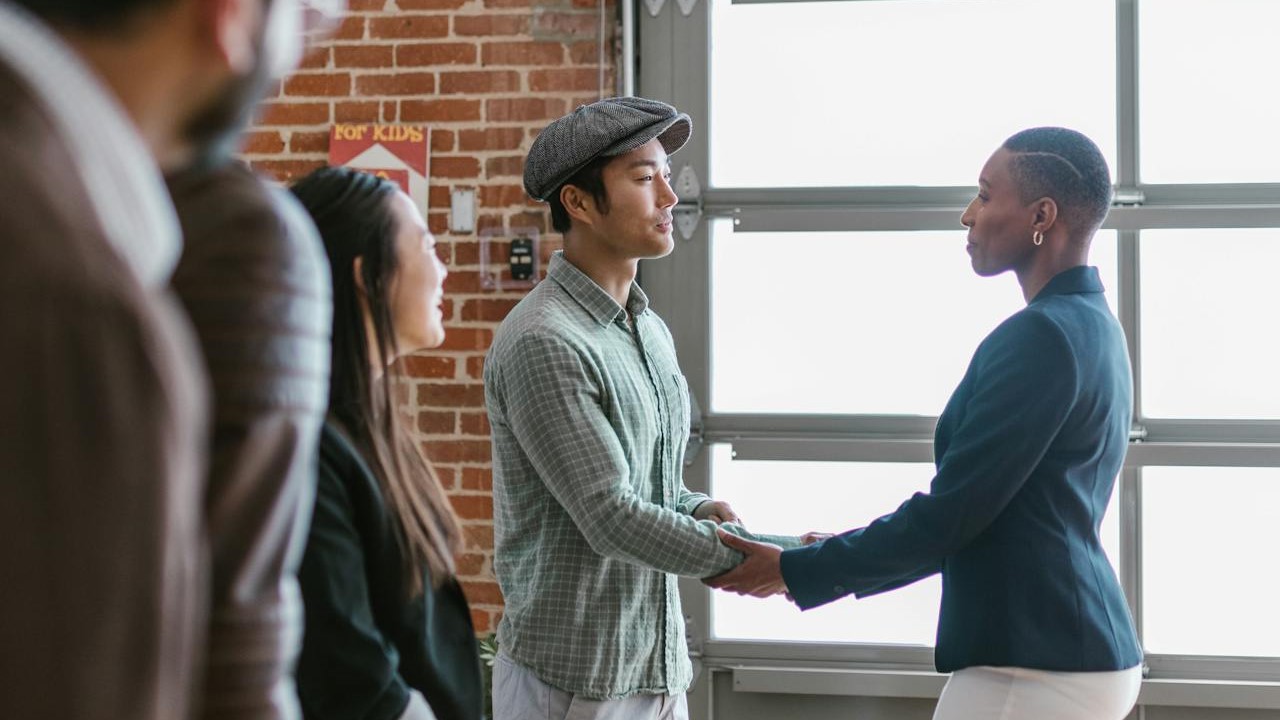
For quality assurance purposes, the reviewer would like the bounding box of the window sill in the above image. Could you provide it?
[727,666,1280,710]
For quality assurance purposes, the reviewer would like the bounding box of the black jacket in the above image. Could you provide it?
[298,421,484,720]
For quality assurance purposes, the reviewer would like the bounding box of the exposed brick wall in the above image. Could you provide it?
[244,0,619,635]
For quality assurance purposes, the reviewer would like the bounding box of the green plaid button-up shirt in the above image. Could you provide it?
[485,252,795,700]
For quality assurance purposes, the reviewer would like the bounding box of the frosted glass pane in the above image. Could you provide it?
[710,0,1115,187]
[709,445,1120,644]
[710,220,1119,415]
[1142,467,1280,657]
[710,446,939,645]
[1140,0,1280,183]
[1140,229,1280,419]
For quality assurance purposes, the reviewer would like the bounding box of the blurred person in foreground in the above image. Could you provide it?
[0,0,342,718]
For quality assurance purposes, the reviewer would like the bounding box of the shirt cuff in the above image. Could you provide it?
[398,690,438,720]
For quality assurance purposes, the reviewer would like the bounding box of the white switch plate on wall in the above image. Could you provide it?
[449,188,476,233]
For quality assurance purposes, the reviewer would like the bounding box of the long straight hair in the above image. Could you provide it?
[291,166,461,594]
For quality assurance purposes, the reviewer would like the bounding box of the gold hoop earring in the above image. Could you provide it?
[1032,230,1044,246]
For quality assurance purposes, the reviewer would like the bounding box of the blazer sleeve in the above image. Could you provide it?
[296,460,412,720]
[780,311,1080,610]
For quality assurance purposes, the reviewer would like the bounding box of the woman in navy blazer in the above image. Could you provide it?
[708,128,1143,720]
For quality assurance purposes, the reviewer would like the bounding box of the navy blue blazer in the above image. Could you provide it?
[780,266,1142,674]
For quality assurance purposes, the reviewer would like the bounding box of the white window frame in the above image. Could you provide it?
[636,0,1280,705]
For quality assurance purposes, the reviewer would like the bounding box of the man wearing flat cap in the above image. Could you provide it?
[484,97,803,719]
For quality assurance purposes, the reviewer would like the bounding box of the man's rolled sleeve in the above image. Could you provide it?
[502,331,742,578]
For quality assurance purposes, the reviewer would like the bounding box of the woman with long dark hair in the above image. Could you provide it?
[291,167,483,720]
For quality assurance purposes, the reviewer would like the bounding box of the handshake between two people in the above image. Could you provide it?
[693,499,833,600]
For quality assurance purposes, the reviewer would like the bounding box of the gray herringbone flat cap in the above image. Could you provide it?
[523,96,692,202]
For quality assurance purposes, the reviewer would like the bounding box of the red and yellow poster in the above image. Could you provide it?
[328,124,430,214]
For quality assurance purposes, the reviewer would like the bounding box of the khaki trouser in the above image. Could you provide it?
[492,654,690,720]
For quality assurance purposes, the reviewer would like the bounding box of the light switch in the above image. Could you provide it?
[449,189,475,233]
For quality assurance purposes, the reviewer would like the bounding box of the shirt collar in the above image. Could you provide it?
[0,2,181,289]
[547,251,650,326]
[1030,265,1105,304]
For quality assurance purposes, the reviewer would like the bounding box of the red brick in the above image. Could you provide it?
[449,493,494,519]
[369,14,449,40]
[334,45,395,68]
[484,0,532,8]
[528,68,598,92]
[461,580,504,605]
[433,156,482,179]
[571,0,614,8]
[417,410,457,434]
[283,72,352,97]
[460,412,491,436]
[459,128,525,152]
[240,130,285,155]
[466,355,486,380]
[347,0,387,9]
[510,211,548,233]
[455,552,488,577]
[470,608,493,634]
[416,381,486,407]
[427,212,449,236]
[463,524,495,551]
[440,298,456,322]
[257,101,330,126]
[461,298,520,322]
[480,184,530,208]
[402,354,456,378]
[429,186,451,207]
[482,155,523,179]
[401,99,482,123]
[454,14,530,37]
[476,214,505,232]
[569,40,611,65]
[440,70,522,95]
[450,240,481,265]
[481,41,564,67]
[428,440,492,464]
[335,101,381,122]
[332,15,366,40]
[441,327,495,351]
[461,466,492,491]
[399,0,469,8]
[382,101,399,122]
[443,270,485,292]
[396,42,478,67]
[250,159,326,183]
[486,97,567,122]
[288,131,330,154]
[297,48,330,70]
[356,72,437,96]
[431,129,456,152]
[532,11,601,42]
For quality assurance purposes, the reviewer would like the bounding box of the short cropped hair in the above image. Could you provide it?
[1002,127,1112,237]
[547,154,612,234]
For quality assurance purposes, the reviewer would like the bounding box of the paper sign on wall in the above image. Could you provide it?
[328,124,430,214]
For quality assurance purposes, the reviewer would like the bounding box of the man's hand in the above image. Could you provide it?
[693,499,742,525]
[702,528,786,597]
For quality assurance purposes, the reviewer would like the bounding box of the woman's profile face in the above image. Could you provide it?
[960,148,1038,278]
[386,190,448,354]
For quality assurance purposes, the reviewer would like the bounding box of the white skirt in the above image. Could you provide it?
[932,665,1142,720]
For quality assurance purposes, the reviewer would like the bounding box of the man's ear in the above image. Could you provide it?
[560,184,599,229]
[203,0,259,74]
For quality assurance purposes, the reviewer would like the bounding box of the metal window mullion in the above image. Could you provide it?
[1121,466,1144,659]
[1116,0,1140,188]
